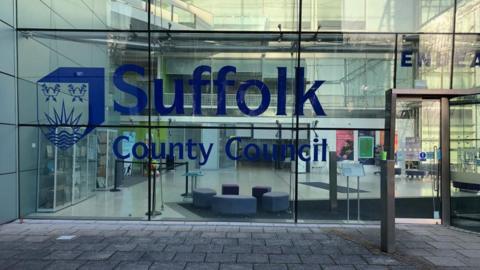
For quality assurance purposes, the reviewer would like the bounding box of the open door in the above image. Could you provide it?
[450,94,480,231]
[385,89,480,225]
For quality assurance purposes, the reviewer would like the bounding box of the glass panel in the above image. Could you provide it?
[396,34,452,89]
[452,34,480,89]
[394,99,441,219]
[150,0,299,31]
[450,95,480,231]
[302,0,454,33]
[456,0,480,33]
[299,33,395,119]
[17,31,149,126]
[297,128,382,223]
[119,126,295,222]
[17,0,148,30]
[150,32,298,120]
[19,126,148,219]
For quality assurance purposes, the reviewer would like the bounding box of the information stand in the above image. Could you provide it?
[341,163,365,221]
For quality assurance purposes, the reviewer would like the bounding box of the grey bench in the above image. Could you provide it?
[211,195,257,215]
[192,188,217,208]
[262,192,289,212]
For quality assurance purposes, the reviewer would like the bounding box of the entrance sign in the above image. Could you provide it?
[341,163,365,177]
[37,65,328,151]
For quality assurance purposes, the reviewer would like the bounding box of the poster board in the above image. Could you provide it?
[359,136,374,159]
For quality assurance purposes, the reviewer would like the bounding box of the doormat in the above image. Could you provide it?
[300,182,368,193]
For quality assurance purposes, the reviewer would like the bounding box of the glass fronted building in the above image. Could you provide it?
[0,0,479,231]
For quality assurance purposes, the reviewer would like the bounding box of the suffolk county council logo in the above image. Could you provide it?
[37,68,105,149]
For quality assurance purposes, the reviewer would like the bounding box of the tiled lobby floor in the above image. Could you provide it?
[29,165,472,220]
[0,220,479,269]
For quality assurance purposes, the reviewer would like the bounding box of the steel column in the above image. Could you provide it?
[381,160,396,253]
[329,151,338,211]
[440,97,451,225]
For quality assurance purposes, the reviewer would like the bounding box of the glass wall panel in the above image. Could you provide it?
[297,128,382,222]
[456,0,480,33]
[299,33,395,119]
[396,34,452,89]
[450,96,480,231]
[301,0,454,33]
[19,126,149,219]
[150,0,299,31]
[17,31,149,126]
[452,34,480,89]
[149,32,298,121]
[142,125,295,221]
[17,0,148,30]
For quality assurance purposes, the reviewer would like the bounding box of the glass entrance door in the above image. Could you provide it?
[394,98,441,219]
[450,95,480,231]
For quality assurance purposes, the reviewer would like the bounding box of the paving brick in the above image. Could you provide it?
[220,263,253,270]
[149,262,186,270]
[299,254,334,264]
[252,246,282,254]
[331,255,367,265]
[10,259,53,270]
[322,266,355,270]
[287,264,321,270]
[194,244,224,253]
[45,260,85,270]
[212,238,239,245]
[141,251,175,261]
[104,243,137,252]
[115,261,152,270]
[77,250,115,260]
[0,259,18,270]
[227,233,252,239]
[185,262,220,270]
[165,244,195,252]
[237,254,269,263]
[423,256,466,267]
[457,249,480,258]
[0,250,19,259]
[269,254,301,264]
[75,243,109,251]
[253,263,287,270]
[174,252,206,262]
[46,250,83,260]
[223,245,252,254]
[251,233,277,239]
[13,249,51,260]
[109,251,145,261]
[361,255,401,266]
[78,260,120,270]
[281,246,312,255]
[134,243,166,251]
[206,253,237,263]
[239,239,265,246]
[266,239,292,246]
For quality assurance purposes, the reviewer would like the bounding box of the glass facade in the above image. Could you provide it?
[13,0,480,226]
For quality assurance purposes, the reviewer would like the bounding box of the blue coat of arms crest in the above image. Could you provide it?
[37,68,105,149]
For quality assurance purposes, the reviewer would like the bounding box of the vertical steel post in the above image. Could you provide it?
[329,151,338,211]
[381,160,395,253]
[440,97,451,225]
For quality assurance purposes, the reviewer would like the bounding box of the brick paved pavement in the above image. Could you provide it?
[0,220,478,269]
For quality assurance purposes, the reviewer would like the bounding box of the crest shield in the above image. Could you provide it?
[37,68,105,149]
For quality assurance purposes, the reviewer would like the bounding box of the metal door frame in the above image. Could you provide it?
[382,88,480,252]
